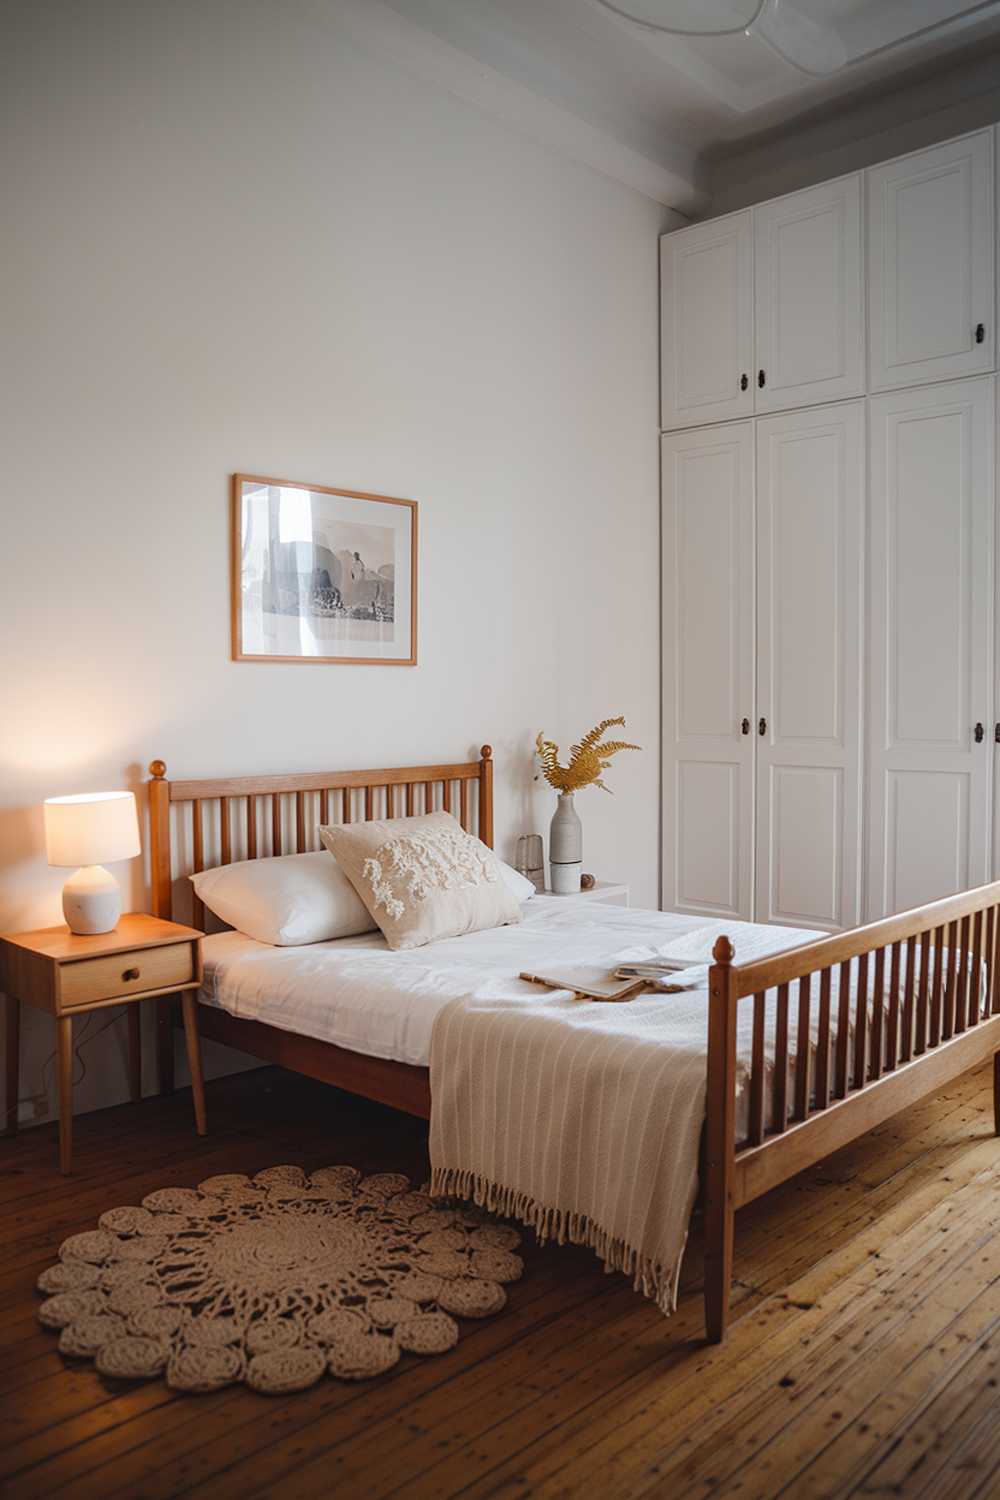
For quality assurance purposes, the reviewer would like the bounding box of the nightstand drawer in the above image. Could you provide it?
[59,941,196,1008]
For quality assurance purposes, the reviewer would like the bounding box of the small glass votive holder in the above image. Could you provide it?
[514,834,545,894]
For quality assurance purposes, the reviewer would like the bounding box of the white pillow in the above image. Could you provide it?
[498,860,536,903]
[190,851,377,946]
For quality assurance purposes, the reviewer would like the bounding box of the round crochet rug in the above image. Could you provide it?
[36,1165,522,1394]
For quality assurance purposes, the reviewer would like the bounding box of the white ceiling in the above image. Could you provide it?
[373,0,1000,209]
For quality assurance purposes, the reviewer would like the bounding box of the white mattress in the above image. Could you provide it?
[200,899,989,1162]
[198,899,825,1069]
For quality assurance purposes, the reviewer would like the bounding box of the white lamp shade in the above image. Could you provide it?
[44,791,141,869]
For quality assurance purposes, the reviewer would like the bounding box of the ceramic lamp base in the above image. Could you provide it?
[62,865,122,935]
[550,862,583,895]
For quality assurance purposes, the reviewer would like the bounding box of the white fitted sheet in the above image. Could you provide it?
[199,897,989,1117]
[198,899,826,1070]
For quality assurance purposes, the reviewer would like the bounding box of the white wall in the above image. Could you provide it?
[0,0,667,1124]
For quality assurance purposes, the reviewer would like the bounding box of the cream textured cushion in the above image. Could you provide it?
[190,851,376,946]
[319,811,521,951]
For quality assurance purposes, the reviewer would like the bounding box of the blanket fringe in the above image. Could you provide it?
[430,1166,683,1316]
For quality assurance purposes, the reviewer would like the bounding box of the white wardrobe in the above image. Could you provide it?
[660,126,998,931]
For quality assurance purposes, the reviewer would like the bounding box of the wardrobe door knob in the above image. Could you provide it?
[758,717,767,736]
[757,369,766,388]
[975,323,986,344]
[740,373,749,392]
[740,717,750,735]
[975,722,985,744]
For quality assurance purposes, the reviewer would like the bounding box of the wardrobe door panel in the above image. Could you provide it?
[755,402,864,932]
[661,424,754,918]
[868,131,994,392]
[995,362,1000,883]
[886,770,971,916]
[754,174,863,412]
[868,378,994,918]
[660,213,753,431]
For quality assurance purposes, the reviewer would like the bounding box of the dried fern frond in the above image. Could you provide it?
[570,717,625,759]
[535,717,641,795]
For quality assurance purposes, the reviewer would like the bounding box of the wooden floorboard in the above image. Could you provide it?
[2,1061,999,1498]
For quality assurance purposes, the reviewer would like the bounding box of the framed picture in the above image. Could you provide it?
[231,474,418,666]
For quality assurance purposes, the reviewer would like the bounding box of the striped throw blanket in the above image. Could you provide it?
[428,918,822,1315]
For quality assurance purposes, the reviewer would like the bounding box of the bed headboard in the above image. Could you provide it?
[147,747,494,928]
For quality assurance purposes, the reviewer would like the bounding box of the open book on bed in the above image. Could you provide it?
[518,959,704,1001]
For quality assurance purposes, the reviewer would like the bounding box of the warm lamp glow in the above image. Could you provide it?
[42,791,141,935]
[44,791,140,869]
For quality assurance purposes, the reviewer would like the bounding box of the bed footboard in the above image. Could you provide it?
[703,880,1000,1343]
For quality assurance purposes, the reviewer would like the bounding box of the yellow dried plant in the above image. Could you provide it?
[535,716,641,795]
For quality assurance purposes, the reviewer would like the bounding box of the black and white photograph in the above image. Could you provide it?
[232,475,417,665]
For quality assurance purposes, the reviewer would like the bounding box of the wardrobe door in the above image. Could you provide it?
[868,130,994,392]
[868,378,995,918]
[660,213,753,431]
[755,402,864,932]
[754,174,863,413]
[993,374,1000,886]
[661,424,754,919]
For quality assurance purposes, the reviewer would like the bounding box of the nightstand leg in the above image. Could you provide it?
[56,1014,73,1174]
[180,992,207,1136]
[157,998,175,1095]
[5,994,19,1137]
[127,1006,141,1103]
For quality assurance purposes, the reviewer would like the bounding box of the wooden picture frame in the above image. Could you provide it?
[231,473,418,665]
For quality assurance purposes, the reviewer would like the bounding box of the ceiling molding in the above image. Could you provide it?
[706,42,1000,212]
[330,0,709,212]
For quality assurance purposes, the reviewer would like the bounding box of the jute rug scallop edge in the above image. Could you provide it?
[35,1164,522,1394]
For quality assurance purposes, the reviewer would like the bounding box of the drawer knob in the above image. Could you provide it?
[122,966,141,982]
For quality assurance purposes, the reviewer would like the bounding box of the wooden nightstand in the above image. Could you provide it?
[0,914,206,1173]
[540,882,630,907]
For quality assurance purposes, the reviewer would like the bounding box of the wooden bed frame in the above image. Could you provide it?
[148,749,495,1118]
[146,751,1000,1343]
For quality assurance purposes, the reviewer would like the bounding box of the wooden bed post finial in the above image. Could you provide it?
[149,759,167,780]
[479,745,494,850]
[713,935,735,966]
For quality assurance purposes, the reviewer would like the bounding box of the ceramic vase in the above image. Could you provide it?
[549,793,582,894]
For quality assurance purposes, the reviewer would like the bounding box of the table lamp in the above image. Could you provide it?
[43,791,141,934]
